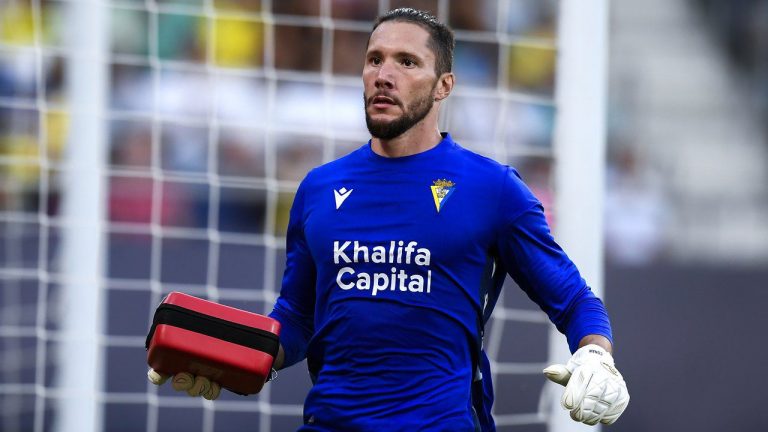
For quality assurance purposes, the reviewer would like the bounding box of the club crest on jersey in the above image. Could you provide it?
[430,179,455,213]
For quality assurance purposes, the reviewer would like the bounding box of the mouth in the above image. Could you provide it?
[369,94,398,110]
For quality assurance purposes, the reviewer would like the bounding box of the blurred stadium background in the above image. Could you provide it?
[1,0,767,431]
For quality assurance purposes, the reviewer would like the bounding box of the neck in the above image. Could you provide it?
[370,110,443,158]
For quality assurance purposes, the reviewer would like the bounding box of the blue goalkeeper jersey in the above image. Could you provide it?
[269,133,612,431]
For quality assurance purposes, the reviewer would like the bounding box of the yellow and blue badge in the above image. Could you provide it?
[430,179,456,213]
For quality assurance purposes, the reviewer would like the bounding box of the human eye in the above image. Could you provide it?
[368,56,382,66]
[401,58,416,67]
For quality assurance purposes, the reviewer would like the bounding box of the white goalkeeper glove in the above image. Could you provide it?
[543,344,629,425]
[147,368,221,401]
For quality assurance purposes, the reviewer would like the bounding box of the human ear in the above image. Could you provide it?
[434,72,455,101]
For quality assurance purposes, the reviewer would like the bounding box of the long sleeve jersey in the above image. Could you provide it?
[269,133,612,431]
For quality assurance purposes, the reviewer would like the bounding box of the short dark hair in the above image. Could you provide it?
[371,8,455,77]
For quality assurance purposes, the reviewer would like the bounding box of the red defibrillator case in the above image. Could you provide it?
[145,291,281,395]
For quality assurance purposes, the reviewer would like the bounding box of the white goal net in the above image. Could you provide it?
[0,1,600,431]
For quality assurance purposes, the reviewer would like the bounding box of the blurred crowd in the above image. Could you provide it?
[0,0,685,266]
[602,0,768,265]
[1,0,559,236]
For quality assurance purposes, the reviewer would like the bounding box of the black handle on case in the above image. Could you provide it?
[145,303,280,357]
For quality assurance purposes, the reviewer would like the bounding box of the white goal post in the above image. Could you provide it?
[549,1,609,431]
[54,1,109,432]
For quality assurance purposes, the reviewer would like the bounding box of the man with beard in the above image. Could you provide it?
[149,8,629,431]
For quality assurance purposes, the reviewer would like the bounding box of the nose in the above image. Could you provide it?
[374,62,394,90]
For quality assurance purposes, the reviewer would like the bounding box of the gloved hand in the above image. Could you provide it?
[543,344,629,425]
[147,368,221,400]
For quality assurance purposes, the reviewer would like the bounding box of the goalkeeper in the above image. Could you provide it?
[150,7,629,430]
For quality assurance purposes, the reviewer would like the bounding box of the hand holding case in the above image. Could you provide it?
[145,291,281,395]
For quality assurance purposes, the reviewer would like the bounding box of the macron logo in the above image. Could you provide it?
[334,187,353,209]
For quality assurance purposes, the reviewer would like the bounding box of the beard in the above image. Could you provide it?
[364,82,437,140]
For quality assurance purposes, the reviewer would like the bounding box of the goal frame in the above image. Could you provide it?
[549,1,609,431]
